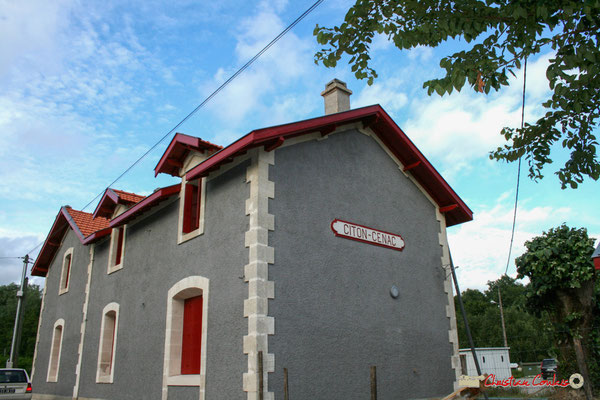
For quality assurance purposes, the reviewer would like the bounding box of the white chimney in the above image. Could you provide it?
[321,79,352,115]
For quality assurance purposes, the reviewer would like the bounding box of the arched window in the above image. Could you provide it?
[162,276,209,393]
[96,303,119,383]
[59,248,73,294]
[47,319,65,382]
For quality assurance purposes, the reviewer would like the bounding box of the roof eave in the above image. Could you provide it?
[185,105,472,226]
[31,206,89,277]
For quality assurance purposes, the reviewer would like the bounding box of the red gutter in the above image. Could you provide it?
[110,184,180,227]
[82,228,112,245]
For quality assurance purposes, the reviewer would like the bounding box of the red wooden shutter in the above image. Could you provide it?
[183,181,200,233]
[191,181,201,231]
[181,295,203,374]
[115,227,124,265]
[64,255,71,288]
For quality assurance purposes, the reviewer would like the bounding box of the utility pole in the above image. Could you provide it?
[498,287,508,348]
[449,254,489,400]
[7,255,30,368]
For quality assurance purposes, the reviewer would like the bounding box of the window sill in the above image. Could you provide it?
[178,226,204,245]
[167,374,204,387]
[58,288,69,295]
[107,263,123,275]
[96,375,114,384]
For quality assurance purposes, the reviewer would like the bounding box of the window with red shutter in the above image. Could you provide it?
[108,226,126,273]
[115,227,124,266]
[181,295,203,374]
[63,254,71,289]
[182,180,201,234]
[60,249,73,293]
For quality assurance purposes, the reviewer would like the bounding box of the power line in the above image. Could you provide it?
[22,0,325,259]
[80,0,324,212]
[505,56,528,276]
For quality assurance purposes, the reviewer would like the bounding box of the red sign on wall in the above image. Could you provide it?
[331,219,405,251]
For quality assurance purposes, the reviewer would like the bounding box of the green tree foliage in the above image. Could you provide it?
[516,224,598,393]
[314,0,600,188]
[0,283,43,374]
[455,276,553,364]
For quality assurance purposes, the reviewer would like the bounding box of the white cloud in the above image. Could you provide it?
[401,53,554,178]
[201,4,319,129]
[448,199,576,290]
[354,78,408,111]
[407,45,433,62]
[0,0,76,78]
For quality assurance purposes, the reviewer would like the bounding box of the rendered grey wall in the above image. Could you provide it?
[32,228,89,397]
[268,130,455,399]
[28,161,249,400]
[76,161,249,400]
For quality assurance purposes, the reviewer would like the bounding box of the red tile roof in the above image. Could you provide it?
[65,207,110,237]
[31,207,111,276]
[32,185,180,277]
[112,190,145,204]
[92,188,145,219]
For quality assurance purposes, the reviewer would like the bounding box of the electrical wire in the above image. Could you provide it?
[80,0,324,213]
[504,56,528,276]
[21,0,324,259]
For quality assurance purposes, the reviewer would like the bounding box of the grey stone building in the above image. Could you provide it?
[30,80,472,400]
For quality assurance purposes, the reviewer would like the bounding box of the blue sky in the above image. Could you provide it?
[1,0,598,290]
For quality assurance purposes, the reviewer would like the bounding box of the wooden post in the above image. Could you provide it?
[258,351,264,400]
[370,366,377,400]
[283,367,289,400]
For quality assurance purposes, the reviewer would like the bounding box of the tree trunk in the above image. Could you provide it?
[572,335,593,400]
[555,284,595,400]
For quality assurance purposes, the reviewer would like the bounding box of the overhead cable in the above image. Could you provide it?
[505,56,528,275]
[24,0,325,258]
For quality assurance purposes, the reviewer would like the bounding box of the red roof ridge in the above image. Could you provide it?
[65,207,110,237]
